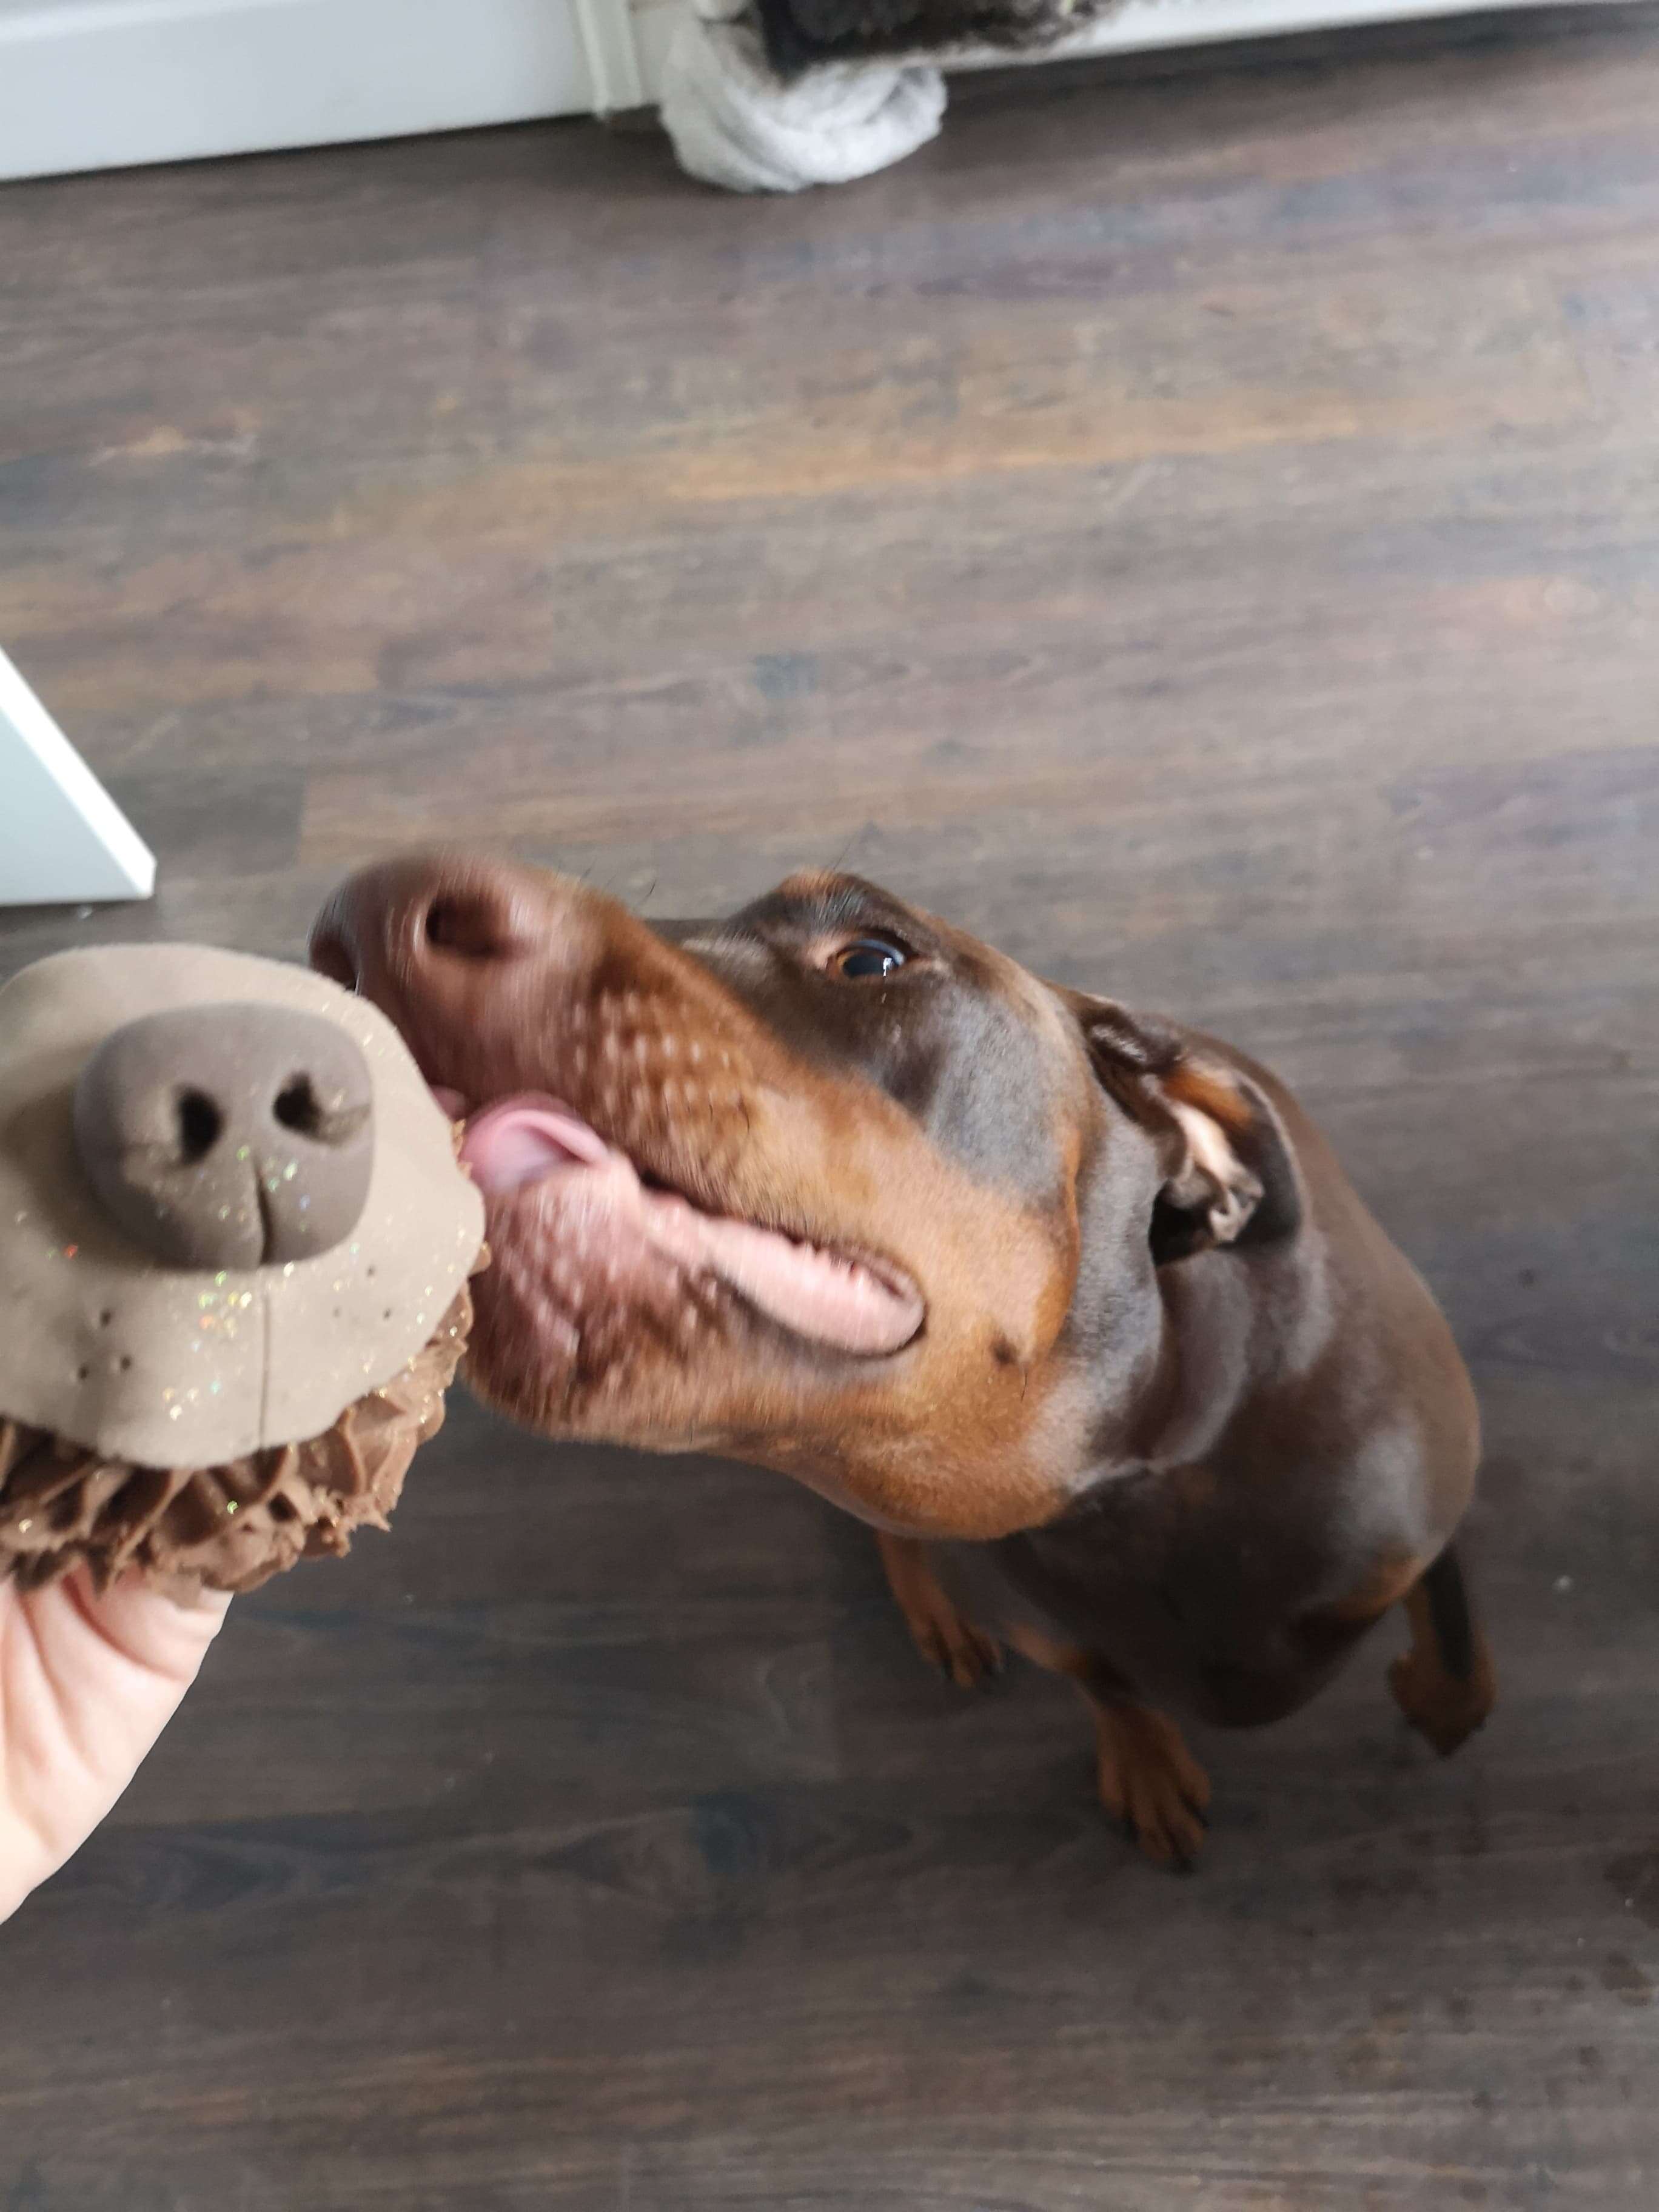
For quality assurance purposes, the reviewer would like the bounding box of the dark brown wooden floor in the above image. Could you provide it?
[4,11,1659,2206]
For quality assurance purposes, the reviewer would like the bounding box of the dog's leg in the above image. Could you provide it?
[1387,1543,1497,1755]
[877,1532,1003,1689]
[1002,1621,1210,1871]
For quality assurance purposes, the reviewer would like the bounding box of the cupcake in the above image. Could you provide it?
[0,945,484,1596]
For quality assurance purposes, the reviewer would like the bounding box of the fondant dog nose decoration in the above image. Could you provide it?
[74,1004,375,1269]
[0,944,486,1595]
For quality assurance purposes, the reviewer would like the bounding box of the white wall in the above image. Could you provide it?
[0,0,600,182]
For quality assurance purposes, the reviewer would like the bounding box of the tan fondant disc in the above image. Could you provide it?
[0,945,484,1466]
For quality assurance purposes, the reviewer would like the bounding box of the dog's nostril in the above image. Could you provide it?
[310,928,358,993]
[273,1074,323,1138]
[424,900,464,950]
[424,893,510,960]
[175,1088,224,1165]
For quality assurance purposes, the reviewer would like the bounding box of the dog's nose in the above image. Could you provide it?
[310,853,531,997]
[73,1004,374,1270]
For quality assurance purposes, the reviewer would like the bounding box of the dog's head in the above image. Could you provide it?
[312,854,1296,1539]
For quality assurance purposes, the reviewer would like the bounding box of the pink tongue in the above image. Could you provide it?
[644,1196,923,1357]
[462,1098,612,1191]
[460,1094,922,1357]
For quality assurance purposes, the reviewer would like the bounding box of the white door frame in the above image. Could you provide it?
[0,649,155,908]
[0,0,643,184]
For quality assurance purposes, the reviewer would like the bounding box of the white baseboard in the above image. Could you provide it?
[953,0,1611,70]
[0,0,603,182]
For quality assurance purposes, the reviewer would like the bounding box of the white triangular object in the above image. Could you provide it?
[0,648,155,906]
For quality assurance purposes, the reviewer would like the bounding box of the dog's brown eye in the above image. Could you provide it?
[832,937,908,980]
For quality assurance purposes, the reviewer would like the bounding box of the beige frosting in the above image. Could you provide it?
[0,945,484,1466]
[0,1286,473,1598]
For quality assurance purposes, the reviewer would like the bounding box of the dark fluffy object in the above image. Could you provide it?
[756,0,1119,76]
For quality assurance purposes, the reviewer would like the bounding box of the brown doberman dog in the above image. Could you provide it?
[312,854,1495,1867]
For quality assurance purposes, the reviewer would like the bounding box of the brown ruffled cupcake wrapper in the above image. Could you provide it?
[0,1284,472,1598]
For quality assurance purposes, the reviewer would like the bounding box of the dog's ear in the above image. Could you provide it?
[1066,994,1301,1265]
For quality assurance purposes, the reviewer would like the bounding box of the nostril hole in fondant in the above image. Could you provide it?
[176,1089,224,1164]
[274,1076,323,1137]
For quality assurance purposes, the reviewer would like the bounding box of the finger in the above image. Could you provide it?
[74,1572,232,1683]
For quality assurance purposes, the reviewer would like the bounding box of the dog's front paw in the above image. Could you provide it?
[878,1532,1004,1691]
[1095,1704,1211,1871]
[1389,1634,1496,1757]
[909,1605,1004,1691]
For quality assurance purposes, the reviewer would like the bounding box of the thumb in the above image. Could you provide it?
[72,1569,233,1683]
[1,1570,230,1922]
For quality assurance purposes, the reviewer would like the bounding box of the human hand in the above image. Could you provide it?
[0,1569,229,1923]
